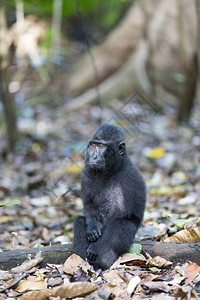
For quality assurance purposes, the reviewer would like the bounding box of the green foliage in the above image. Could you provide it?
[24,0,53,15]
[0,199,21,207]
[129,243,142,255]
[36,242,44,247]
[103,9,121,28]
[40,27,52,51]
[6,0,133,32]
[172,217,196,229]
[63,0,133,21]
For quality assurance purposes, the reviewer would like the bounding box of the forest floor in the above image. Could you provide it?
[0,73,200,298]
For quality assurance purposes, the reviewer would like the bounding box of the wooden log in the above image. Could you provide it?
[0,242,200,270]
[140,241,200,265]
[0,244,73,270]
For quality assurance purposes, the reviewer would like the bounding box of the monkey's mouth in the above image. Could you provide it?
[90,162,104,169]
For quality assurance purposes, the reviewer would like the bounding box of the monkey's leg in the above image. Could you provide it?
[73,216,89,260]
[89,219,138,270]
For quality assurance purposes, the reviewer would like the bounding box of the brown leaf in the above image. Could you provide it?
[0,270,13,280]
[47,276,63,287]
[184,263,200,283]
[151,293,175,299]
[141,281,170,293]
[127,275,141,296]
[63,254,91,275]
[112,253,146,268]
[0,273,26,292]
[11,251,43,274]
[103,270,124,285]
[16,278,47,292]
[164,227,200,242]
[41,227,49,241]
[147,256,172,268]
[19,282,98,300]
[174,285,198,300]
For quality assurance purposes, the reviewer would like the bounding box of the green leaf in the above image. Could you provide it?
[163,213,179,219]
[172,217,196,228]
[0,199,21,207]
[129,243,142,255]
[103,10,120,28]
[172,219,187,228]
[35,242,43,248]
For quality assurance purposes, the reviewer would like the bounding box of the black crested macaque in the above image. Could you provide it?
[74,124,146,270]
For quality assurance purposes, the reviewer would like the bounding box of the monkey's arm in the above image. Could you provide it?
[83,203,102,242]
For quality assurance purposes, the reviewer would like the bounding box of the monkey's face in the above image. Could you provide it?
[86,139,126,171]
[87,141,107,170]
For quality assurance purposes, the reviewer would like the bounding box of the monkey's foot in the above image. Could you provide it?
[87,243,98,261]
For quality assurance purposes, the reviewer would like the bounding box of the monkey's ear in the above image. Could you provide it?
[118,142,125,155]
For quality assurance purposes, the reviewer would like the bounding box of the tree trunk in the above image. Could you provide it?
[51,0,63,61]
[196,0,200,82]
[177,0,198,122]
[16,0,24,29]
[67,0,159,96]
[0,0,18,152]
[178,55,198,121]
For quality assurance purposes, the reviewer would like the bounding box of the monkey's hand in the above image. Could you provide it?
[86,226,102,242]
[87,243,98,261]
[86,219,102,242]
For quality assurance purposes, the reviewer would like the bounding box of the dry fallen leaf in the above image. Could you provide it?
[147,256,172,268]
[174,285,198,300]
[144,147,166,159]
[150,184,189,196]
[0,273,26,292]
[63,254,91,275]
[151,293,175,299]
[103,270,124,285]
[127,275,141,296]
[103,282,124,299]
[10,251,43,274]
[66,163,83,173]
[19,282,98,300]
[16,277,47,292]
[164,227,200,242]
[113,253,146,268]
[168,273,185,286]
[184,262,200,283]
[0,270,13,280]
[141,281,170,293]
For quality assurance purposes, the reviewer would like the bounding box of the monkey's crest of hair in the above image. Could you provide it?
[92,124,124,143]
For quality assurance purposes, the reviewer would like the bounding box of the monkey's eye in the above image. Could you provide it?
[98,144,105,149]
[90,144,95,149]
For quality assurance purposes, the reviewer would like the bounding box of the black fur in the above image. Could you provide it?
[73,124,146,270]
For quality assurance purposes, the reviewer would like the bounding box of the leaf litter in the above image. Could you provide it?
[0,251,200,299]
[0,79,200,298]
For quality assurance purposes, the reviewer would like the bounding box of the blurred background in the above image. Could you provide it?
[0,0,200,250]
